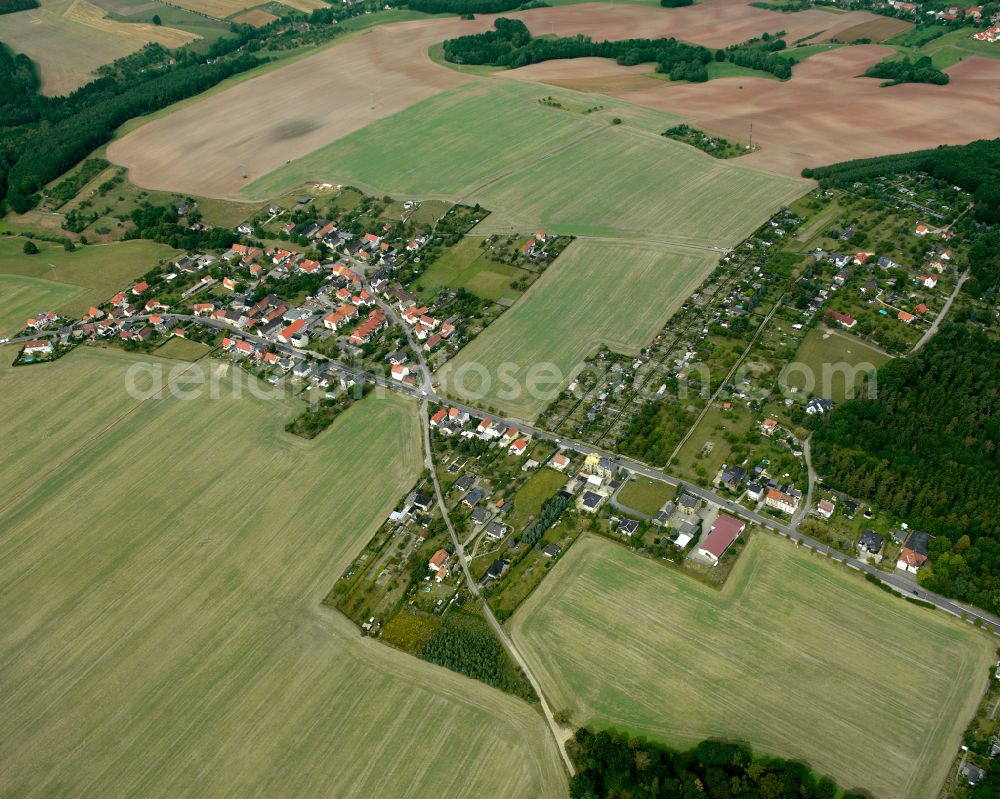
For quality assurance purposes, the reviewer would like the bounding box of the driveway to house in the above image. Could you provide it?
[911,270,968,353]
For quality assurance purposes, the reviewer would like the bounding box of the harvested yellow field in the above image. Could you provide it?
[231,7,276,25]
[0,0,196,95]
[169,0,323,19]
[64,0,197,45]
[0,350,568,798]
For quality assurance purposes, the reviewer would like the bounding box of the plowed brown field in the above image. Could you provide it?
[506,45,1000,174]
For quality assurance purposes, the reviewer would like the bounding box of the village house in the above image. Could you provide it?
[765,488,798,515]
[760,417,779,436]
[428,549,449,573]
[21,339,53,357]
[678,493,700,514]
[805,397,834,415]
[698,514,746,565]
[549,453,570,471]
[508,438,528,457]
[857,529,884,559]
[828,310,857,330]
[815,499,835,519]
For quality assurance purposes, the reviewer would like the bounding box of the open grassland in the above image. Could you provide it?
[886,25,1000,69]
[437,240,717,420]
[785,325,889,402]
[511,533,993,799]
[248,80,807,245]
[152,336,213,360]
[0,275,82,337]
[0,0,196,95]
[506,467,569,533]
[0,350,567,798]
[615,474,673,515]
[0,238,180,317]
[416,236,526,302]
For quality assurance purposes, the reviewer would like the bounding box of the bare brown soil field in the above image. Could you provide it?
[513,0,903,49]
[111,0,907,195]
[818,15,911,42]
[231,7,276,25]
[112,0,994,194]
[509,44,1000,175]
[109,17,484,196]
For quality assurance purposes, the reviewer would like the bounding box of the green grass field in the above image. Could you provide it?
[785,326,890,402]
[616,474,673,516]
[245,80,808,246]
[0,274,82,337]
[506,467,568,533]
[153,336,213,360]
[0,237,180,317]
[886,25,1000,69]
[416,236,526,303]
[511,533,992,799]
[436,240,719,419]
[0,350,567,798]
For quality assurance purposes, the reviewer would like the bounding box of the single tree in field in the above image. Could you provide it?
[23,240,39,255]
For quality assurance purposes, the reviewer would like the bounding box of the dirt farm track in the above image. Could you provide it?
[109,0,1000,196]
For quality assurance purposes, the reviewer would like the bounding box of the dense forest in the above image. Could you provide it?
[443,20,798,79]
[418,609,537,701]
[569,729,869,799]
[802,137,1000,297]
[724,34,794,79]
[0,0,38,13]
[864,54,949,85]
[442,18,714,77]
[812,324,1000,613]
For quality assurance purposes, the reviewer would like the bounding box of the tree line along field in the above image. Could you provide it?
[246,79,809,246]
[0,237,181,318]
[436,239,718,420]
[0,0,198,95]
[0,350,567,798]
[510,533,993,799]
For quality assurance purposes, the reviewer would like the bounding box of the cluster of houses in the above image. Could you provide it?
[815,239,952,333]
[887,0,985,23]
[428,405,533,456]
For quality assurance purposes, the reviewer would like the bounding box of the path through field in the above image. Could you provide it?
[0,349,567,798]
